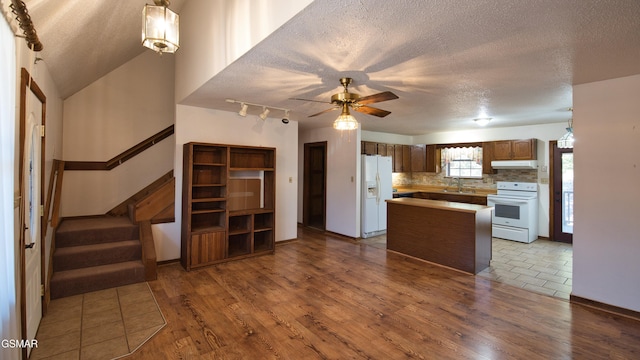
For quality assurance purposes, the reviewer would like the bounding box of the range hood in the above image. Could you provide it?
[491,160,538,169]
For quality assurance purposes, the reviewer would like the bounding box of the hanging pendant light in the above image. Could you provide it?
[558,118,574,149]
[142,0,179,54]
[333,103,358,131]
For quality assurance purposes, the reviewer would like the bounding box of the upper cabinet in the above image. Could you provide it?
[493,139,537,160]
[410,144,426,172]
[362,139,536,173]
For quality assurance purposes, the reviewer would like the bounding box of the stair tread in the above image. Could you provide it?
[51,261,145,281]
[54,240,141,255]
[56,215,139,247]
[57,216,137,233]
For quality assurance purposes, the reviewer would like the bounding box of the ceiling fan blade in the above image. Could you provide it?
[289,97,331,104]
[356,91,399,105]
[308,107,339,117]
[353,105,391,117]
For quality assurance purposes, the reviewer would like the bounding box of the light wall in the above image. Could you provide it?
[175,0,313,102]
[60,51,175,216]
[161,104,299,261]
[298,128,361,238]
[573,74,640,312]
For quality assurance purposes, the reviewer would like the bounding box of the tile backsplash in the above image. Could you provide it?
[392,170,538,190]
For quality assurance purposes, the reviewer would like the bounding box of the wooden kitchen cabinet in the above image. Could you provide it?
[410,144,426,172]
[482,142,496,174]
[425,144,438,173]
[181,142,275,271]
[362,141,377,155]
[493,139,537,160]
[393,144,404,172]
[402,145,411,172]
[376,143,388,156]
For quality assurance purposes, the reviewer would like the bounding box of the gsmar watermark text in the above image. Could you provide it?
[2,339,38,348]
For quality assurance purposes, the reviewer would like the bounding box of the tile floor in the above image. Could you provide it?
[360,234,573,300]
[29,282,166,360]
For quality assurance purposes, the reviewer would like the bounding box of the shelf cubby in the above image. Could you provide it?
[192,185,225,199]
[229,215,251,235]
[191,212,225,233]
[253,231,273,252]
[254,212,274,231]
[228,233,251,257]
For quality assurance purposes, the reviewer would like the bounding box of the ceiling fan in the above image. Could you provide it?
[292,77,399,118]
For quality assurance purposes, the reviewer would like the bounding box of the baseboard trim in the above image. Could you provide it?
[570,295,640,322]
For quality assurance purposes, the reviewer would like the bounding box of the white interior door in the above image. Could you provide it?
[24,105,42,344]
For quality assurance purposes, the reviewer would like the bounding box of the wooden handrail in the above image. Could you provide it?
[64,125,174,171]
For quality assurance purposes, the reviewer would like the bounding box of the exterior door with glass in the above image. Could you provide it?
[552,144,573,243]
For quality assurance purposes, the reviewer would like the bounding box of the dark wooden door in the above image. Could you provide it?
[551,142,573,243]
[303,142,327,230]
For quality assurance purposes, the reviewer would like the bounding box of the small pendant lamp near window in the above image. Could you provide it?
[333,103,358,131]
[142,0,179,54]
[558,116,574,149]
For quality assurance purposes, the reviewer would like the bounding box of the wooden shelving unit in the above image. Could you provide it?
[181,143,275,271]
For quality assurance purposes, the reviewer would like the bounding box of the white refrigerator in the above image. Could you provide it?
[361,155,393,238]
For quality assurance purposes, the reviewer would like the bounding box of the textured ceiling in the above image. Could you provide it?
[24,0,640,135]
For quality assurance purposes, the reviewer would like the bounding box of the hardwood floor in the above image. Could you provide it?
[129,227,640,359]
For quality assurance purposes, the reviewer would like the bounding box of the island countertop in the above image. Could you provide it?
[385,197,493,274]
[386,197,492,213]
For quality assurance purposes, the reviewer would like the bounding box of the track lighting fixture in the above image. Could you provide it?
[225,99,290,123]
[259,107,270,120]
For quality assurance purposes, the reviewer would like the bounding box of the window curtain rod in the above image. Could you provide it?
[9,0,42,51]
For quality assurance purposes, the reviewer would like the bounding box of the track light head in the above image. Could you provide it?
[238,103,248,117]
[259,107,270,120]
[282,110,290,124]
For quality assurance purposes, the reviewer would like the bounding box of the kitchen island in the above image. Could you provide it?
[386,198,493,274]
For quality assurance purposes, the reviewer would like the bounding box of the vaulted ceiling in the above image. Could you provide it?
[23,0,640,135]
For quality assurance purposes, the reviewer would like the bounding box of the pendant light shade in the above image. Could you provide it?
[558,116,574,149]
[333,103,358,130]
[558,127,574,148]
[142,1,179,54]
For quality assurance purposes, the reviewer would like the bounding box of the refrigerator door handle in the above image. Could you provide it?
[375,172,381,205]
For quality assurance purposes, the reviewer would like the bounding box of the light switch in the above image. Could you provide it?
[351,176,354,182]
[540,178,549,184]
[289,177,293,183]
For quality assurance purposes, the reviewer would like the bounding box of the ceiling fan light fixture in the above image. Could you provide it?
[333,104,358,131]
[474,117,492,126]
[142,0,179,54]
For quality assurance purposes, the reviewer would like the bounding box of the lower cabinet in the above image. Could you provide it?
[190,231,225,266]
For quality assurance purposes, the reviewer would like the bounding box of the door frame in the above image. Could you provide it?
[549,140,573,243]
[19,68,46,358]
[303,141,327,229]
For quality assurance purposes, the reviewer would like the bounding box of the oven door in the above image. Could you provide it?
[487,196,531,228]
